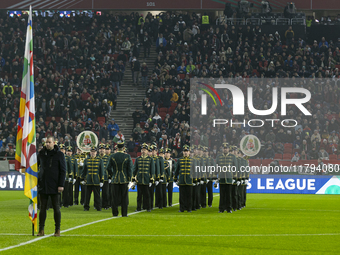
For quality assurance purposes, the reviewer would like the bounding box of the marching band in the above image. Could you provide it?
[55,141,249,216]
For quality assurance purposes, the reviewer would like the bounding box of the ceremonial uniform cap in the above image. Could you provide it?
[183,144,190,151]
[141,143,148,150]
[117,141,125,148]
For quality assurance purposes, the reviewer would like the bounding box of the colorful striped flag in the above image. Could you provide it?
[15,6,38,232]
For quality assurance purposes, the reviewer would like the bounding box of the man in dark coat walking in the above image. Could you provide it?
[37,136,66,237]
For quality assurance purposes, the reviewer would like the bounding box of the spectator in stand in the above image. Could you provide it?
[311,130,321,143]
[156,33,167,54]
[300,150,310,160]
[285,26,294,45]
[319,37,329,48]
[143,32,151,58]
[131,57,140,86]
[81,89,91,102]
[318,147,329,160]
[108,119,119,140]
[114,130,125,143]
[265,130,276,143]
[293,136,301,150]
[320,139,330,153]
[85,118,93,131]
[141,62,149,88]
[127,138,135,152]
[329,139,338,155]
[291,152,300,162]
[111,68,121,96]
[264,144,275,159]
[99,123,108,141]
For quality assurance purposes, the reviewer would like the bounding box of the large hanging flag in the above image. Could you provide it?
[15,6,38,232]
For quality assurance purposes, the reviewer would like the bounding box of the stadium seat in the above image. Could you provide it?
[274,154,283,160]
[261,159,272,166]
[159,107,168,113]
[293,148,300,154]
[248,159,261,167]
[329,154,337,160]
[284,143,293,148]
[284,148,292,154]
[282,154,292,160]
[97,117,105,122]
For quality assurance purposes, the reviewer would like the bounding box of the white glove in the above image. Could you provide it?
[200,180,204,185]
[192,183,196,186]
[175,181,179,185]
[100,183,103,188]
[80,181,86,185]
[108,179,112,184]
[80,162,84,166]
[237,181,241,186]
[232,179,236,184]
[206,180,209,184]
[73,179,76,184]
[159,179,164,183]
[149,182,152,187]
[155,181,159,186]
[68,177,72,182]
[245,180,249,185]
[166,182,169,187]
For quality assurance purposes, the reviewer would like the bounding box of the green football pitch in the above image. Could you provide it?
[0,191,339,254]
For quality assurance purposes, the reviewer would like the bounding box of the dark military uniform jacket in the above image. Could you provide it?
[157,156,165,181]
[175,156,195,185]
[81,156,104,185]
[69,156,78,179]
[100,154,110,181]
[107,152,133,184]
[161,157,170,184]
[65,155,73,180]
[151,156,160,181]
[193,155,203,183]
[74,152,87,178]
[243,158,250,185]
[133,155,155,185]
[216,153,238,184]
[165,158,176,183]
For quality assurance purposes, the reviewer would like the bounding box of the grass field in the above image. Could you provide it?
[0,191,339,254]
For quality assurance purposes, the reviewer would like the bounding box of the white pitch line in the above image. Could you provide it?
[0,194,220,252]
[0,203,179,252]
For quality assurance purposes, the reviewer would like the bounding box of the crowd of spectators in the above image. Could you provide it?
[1,10,340,163]
[128,11,340,161]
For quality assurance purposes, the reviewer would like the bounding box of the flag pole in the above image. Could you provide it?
[32,223,34,236]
